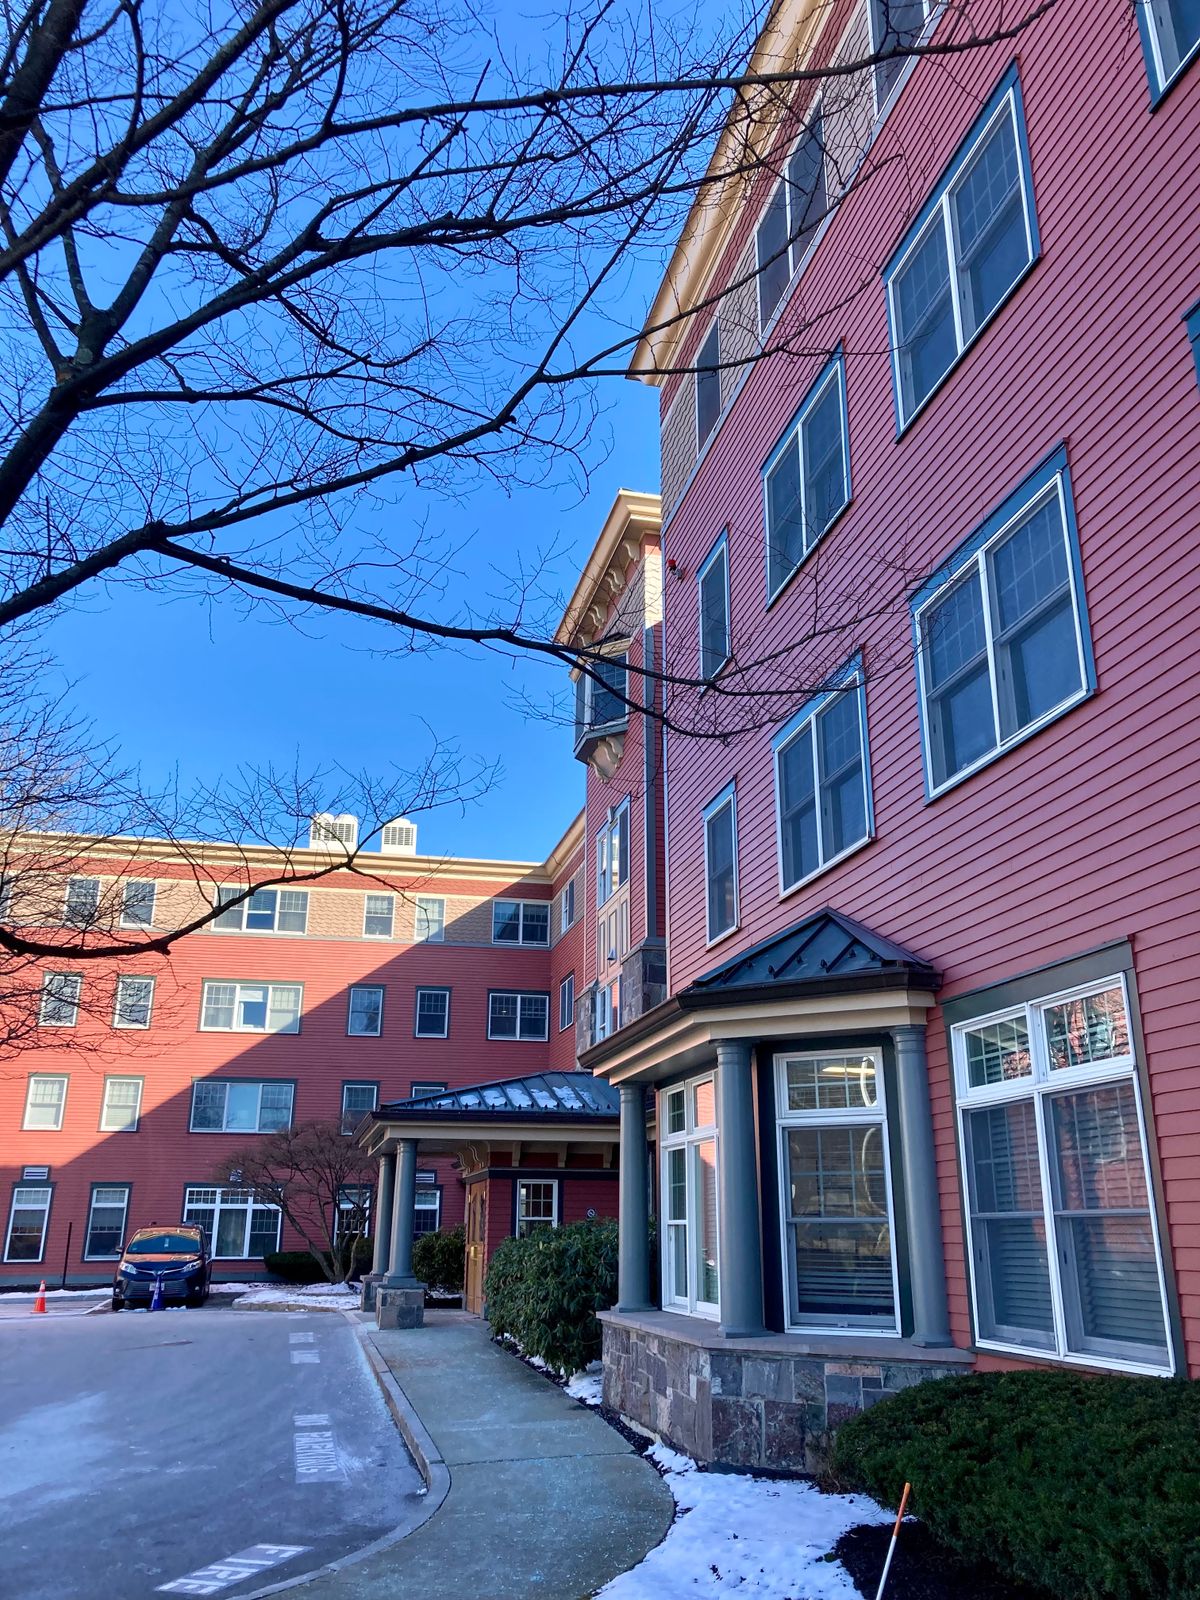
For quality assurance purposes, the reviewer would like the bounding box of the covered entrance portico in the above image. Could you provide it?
[583,909,972,1471]
[356,1072,621,1325]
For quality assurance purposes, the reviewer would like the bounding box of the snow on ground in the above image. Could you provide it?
[0,1287,108,1300]
[597,1441,889,1600]
[564,1361,604,1406]
[228,1282,360,1310]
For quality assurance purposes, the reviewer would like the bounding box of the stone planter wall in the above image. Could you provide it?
[601,1316,966,1472]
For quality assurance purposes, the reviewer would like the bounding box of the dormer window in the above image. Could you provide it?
[573,648,631,772]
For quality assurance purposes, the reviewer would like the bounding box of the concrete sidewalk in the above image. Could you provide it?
[290,1311,674,1600]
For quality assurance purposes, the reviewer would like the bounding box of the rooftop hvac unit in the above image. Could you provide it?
[381,818,417,855]
[309,812,359,850]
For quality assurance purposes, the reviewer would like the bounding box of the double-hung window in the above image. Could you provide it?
[886,69,1038,428]
[347,984,384,1037]
[414,987,450,1038]
[488,991,549,1041]
[85,1185,130,1259]
[414,895,445,942]
[755,111,828,327]
[101,1076,143,1132]
[702,785,738,944]
[64,876,100,928]
[869,0,934,110]
[661,1077,720,1317]
[492,899,550,946]
[695,322,722,447]
[559,878,576,932]
[363,893,395,938]
[5,1185,52,1262]
[775,1050,899,1331]
[574,649,629,743]
[763,353,849,600]
[773,662,872,893]
[120,880,156,929]
[697,533,730,680]
[113,975,155,1029]
[335,1184,372,1241]
[39,971,81,1026]
[1139,0,1200,99]
[212,886,308,934]
[189,1079,294,1133]
[24,1074,68,1130]
[414,1177,441,1237]
[558,974,575,1033]
[341,1082,378,1135]
[953,975,1172,1374]
[183,1186,280,1258]
[200,980,302,1034]
[914,449,1092,796]
[516,1179,559,1237]
[596,800,630,907]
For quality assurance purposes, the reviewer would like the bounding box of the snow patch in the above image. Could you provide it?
[231,1282,359,1311]
[564,1362,604,1406]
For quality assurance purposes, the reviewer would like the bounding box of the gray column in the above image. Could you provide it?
[893,1025,952,1347]
[370,1151,396,1278]
[617,1083,653,1312]
[384,1138,420,1286]
[715,1039,765,1337]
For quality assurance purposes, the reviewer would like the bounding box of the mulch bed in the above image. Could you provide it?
[834,1521,1052,1600]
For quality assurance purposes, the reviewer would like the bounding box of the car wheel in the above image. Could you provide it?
[111,1295,123,1312]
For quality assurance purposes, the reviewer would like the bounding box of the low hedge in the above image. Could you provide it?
[484,1218,618,1374]
[263,1239,371,1284]
[413,1226,465,1294]
[832,1369,1200,1600]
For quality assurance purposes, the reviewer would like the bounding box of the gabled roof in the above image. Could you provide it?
[681,909,939,1005]
[378,1070,620,1122]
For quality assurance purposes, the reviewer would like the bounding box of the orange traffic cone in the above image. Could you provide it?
[31,1280,47,1314]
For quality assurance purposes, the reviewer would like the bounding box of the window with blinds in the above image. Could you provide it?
[954,976,1172,1374]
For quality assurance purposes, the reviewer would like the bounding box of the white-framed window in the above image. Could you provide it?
[558,974,575,1033]
[492,899,550,946]
[335,1183,372,1242]
[763,353,849,602]
[1139,0,1200,98]
[0,874,12,922]
[559,878,577,933]
[773,664,871,894]
[211,886,309,934]
[414,1180,442,1238]
[199,980,301,1034]
[695,321,722,447]
[4,1185,52,1262]
[341,1082,378,1135]
[363,893,395,938]
[596,799,630,907]
[755,108,827,328]
[775,1049,900,1332]
[885,70,1037,429]
[64,875,100,928]
[120,880,156,929]
[574,648,629,743]
[183,1186,281,1259]
[113,974,155,1030]
[516,1179,559,1238]
[697,533,730,681]
[488,991,549,1041]
[347,984,384,1037]
[660,1076,720,1317]
[414,895,445,942]
[869,0,934,110]
[414,987,450,1039]
[23,1074,68,1131]
[39,971,81,1027]
[85,1185,130,1259]
[410,1080,447,1099]
[953,975,1172,1375]
[593,978,621,1043]
[189,1079,294,1133]
[702,784,738,945]
[100,1076,143,1133]
[914,455,1090,797]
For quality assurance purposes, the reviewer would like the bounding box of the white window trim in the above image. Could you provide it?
[188,1079,295,1134]
[347,984,385,1038]
[574,643,631,742]
[414,894,445,942]
[414,1183,442,1236]
[774,1049,901,1335]
[702,783,739,948]
[697,531,731,682]
[39,971,81,1027]
[516,1178,560,1236]
[772,669,872,898]
[491,898,550,946]
[113,974,155,1030]
[23,1074,68,1131]
[558,973,575,1033]
[211,886,310,935]
[414,987,451,1039]
[754,98,830,334]
[762,356,850,605]
[362,892,396,939]
[199,979,303,1034]
[694,320,722,452]
[100,1076,144,1133]
[559,879,577,933]
[4,1185,52,1263]
[119,880,157,930]
[596,798,631,908]
[867,0,939,117]
[952,973,1174,1377]
[1141,1,1200,96]
[914,473,1089,799]
[660,1075,720,1319]
[885,84,1036,431]
[183,1185,282,1259]
[487,991,550,1042]
[341,1082,379,1134]
[84,1185,130,1260]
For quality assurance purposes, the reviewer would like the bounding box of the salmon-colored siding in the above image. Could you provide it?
[655,1,1200,1370]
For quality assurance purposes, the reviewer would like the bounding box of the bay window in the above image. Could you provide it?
[660,1076,719,1317]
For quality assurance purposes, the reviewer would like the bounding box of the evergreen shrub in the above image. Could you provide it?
[412,1225,465,1294]
[484,1218,618,1374]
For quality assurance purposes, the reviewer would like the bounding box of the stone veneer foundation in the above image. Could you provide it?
[599,1310,971,1472]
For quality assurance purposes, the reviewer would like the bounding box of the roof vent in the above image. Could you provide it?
[309,812,359,850]
[381,818,417,855]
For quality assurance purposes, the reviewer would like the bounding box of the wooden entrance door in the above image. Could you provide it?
[464,1182,487,1315]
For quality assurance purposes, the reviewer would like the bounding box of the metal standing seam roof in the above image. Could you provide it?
[376,1070,620,1121]
[682,908,940,999]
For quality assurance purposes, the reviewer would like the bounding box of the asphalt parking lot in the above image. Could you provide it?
[0,1305,426,1600]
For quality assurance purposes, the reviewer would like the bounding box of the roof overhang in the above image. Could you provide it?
[554,489,662,649]
[359,1111,619,1158]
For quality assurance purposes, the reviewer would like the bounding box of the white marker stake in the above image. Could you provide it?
[874,1481,912,1600]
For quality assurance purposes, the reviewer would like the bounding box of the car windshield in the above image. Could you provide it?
[126,1232,201,1255]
